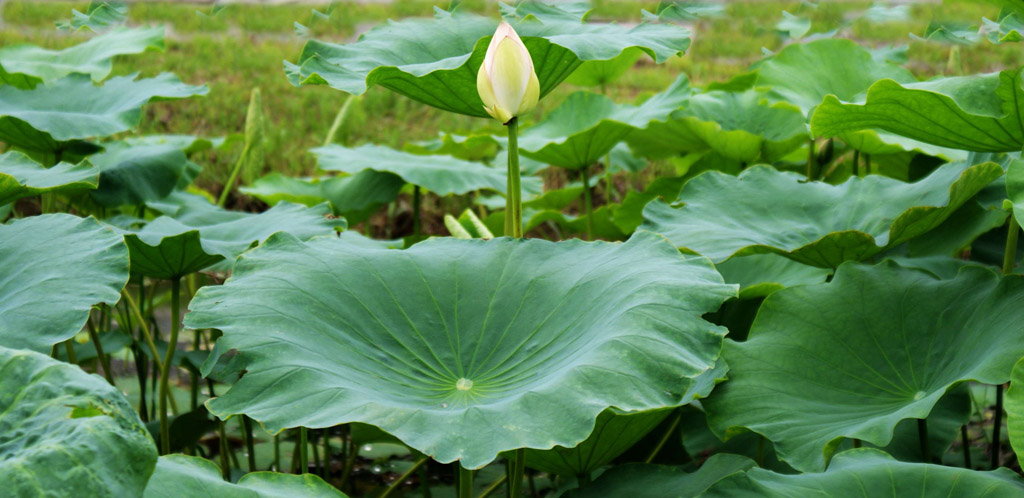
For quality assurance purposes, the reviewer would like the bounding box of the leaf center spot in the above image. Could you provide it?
[913,391,926,400]
[455,378,474,391]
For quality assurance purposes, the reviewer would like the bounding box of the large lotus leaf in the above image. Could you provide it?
[0,150,99,205]
[118,201,341,279]
[812,68,1024,153]
[284,6,689,117]
[564,47,645,87]
[88,143,193,206]
[144,454,345,498]
[829,129,967,161]
[642,161,1003,268]
[312,143,542,196]
[756,38,915,114]
[702,448,1024,497]
[0,27,162,89]
[518,74,692,170]
[524,359,724,475]
[57,1,129,32]
[240,171,403,223]
[703,261,1024,472]
[185,231,736,468]
[715,254,831,299]
[0,214,129,352]
[625,89,806,162]
[564,454,755,498]
[0,73,208,152]
[1008,356,1024,470]
[1003,157,1024,230]
[0,346,157,496]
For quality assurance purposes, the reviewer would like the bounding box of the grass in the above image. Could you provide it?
[2,0,1022,192]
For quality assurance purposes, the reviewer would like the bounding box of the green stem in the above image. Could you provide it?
[219,419,231,481]
[863,154,871,178]
[413,185,422,237]
[852,149,860,178]
[918,418,930,462]
[806,139,817,181]
[478,474,507,498]
[86,316,115,384]
[505,118,522,238]
[508,448,524,498]
[218,143,251,207]
[458,465,474,498]
[993,215,1018,468]
[190,333,201,411]
[576,472,590,487]
[324,95,358,147]
[961,425,972,469]
[322,428,332,479]
[274,433,281,472]
[312,430,321,474]
[243,416,257,472]
[299,427,309,474]
[420,459,432,498]
[379,456,430,498]
[159,278,181,455]
[581,166,594,241]
[121,289,164,374]
[63,340,77,364]
[645,410,682,463]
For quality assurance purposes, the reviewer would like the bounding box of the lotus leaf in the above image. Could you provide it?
[240,171,403,223]
[117,200,341,279]
[285,5,689,117]
[0,214,128,352]
[625,89,806,162]
[0,151,99,205]
[518,74,691,170]
[144,454,346,498]
[0,346,157,496]
[564,454,755,498]
[0,73,207,152]
[642,161,1002,268]
[0,27,162,88]
[57,1,129,31]
[88,143,195,206]
[812,68,1024,153]
[702,449,1024,496]
[185,231,735,468]
[704,262,1024,472]
[312,143,541,196]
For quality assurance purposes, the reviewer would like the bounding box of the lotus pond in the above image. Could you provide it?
[6,0,1024,497]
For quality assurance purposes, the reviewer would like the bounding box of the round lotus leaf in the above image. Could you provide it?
[0,73,207,152]
[702,448,1024,496]
[312,143,541,196]
[88,143,194,206]
[704,261,1024,472]
[0,150,99,205]
[185,230,735,469]
[756,38,914,115]
[285,5,689,117]
[114,197,342,279]
[564,454,755,498]
[0,214,129,352]
[625,89,807,163]
[0,27,162,89]
[641,161,1003,268]
[812,68,1024,153]
[144,454,346,498]
[0,345,157,496]
[517,74,692,170]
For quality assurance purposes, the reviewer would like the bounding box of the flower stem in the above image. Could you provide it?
[505,118,523,238]
[243,416,257,472]
[159,278,181,455]
[581,166,594,241]
[379,456,430,498]
[300,427,309,474]
[508,448,525,498]
[458,465,474,498]
[86,316,114,384]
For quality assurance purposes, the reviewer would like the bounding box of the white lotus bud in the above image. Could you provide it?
[477,21,540,124]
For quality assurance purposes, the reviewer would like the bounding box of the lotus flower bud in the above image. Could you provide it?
[477,21,540,124]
